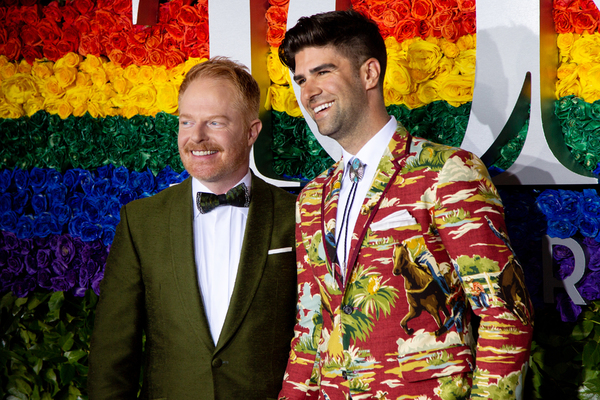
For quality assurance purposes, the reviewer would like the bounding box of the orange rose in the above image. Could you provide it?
[440,20,461,42]
[148,49,165,66]
[391,0,412,19]
[165,24,185,41]
[457,0,475,12]
[269,0,289,6]
[178,5,201,26]
[378,9,402,29]
[417,19,434,38]
[267,25,287,47]
[128,45,148,65]
[96,10,118,33]
[433,0,458,8]
[73,0,95,15]
[431,8,456,30]
[572,12,597,34]
[554,10,573,34]
[108,48,133,68]
[164,49,186,70]
[411,0,434,20]
[394,19,419,42]
[113,0,132,14]
[108,31,129,52]
[266,5,287,27]
[461,12,476,35]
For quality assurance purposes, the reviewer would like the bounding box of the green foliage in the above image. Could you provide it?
[0,290,97,400]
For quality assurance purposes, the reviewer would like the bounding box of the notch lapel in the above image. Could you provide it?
[168,178,215,351]
[215,174,273,351]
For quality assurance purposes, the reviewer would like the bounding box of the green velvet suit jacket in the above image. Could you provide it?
[88,174,298,400]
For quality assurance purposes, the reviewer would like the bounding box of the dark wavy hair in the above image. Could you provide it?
[279,10,387,87]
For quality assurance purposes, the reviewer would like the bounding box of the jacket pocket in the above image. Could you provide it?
[397,345,474,383]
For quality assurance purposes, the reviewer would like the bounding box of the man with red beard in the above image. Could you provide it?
[88,57,297,400]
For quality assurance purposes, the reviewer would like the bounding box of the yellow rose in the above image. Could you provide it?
[112,75,131,94]
[417,79,441,104]
[102,103,119,117]
[555,70,581,99]
[403,92,425,109]
[40,76,66,98]
[80,54,105,74]
[123,64,141,84]
[54,52,82,69]
[557,62,578,80]
[453,49,476,76]
[557,33,575,60]
[110,93,128,109]
[0,55,9,67]
[76,71,93,88]
[139,65,154,84]
[438,74,474,106]
[168,63,186,82]
[183,57,206,75]
[439,39,459,59]
[384,60,412,96]
[54,66,78,88]
[46,97,74,119]
[0,98,24,118]
[0,62,17,80]
[153,65,170,84]
[103,62,124,82]
[155,82,179,113]
[407,40,442,82]
[435,57,455,78]
[383,86,404,107]
[580,64,600,102]
[2,73,39,105]
[86,102,103,118]
[267,84,302,117]
[24,96,45,117]
[17,59,32,75]
[569,35,600,64]
[65,85,91,113]
[90,67,107,87]
[456,34,476,51]
[128,83,157,110]
[385,36,402,63]
[122,105,140,119]
[267,47,290,85]
[32,60,54,80]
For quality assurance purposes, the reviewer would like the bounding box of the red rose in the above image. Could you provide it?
[57,37,78,55]
[164,49,185,69]
[43,43,61,62]
[20,5,41,25]
[269,0,289,6]
[22,45,43,64]
[73,15,92,35]
[108,48,133,67]
[128,44,149,65]
[72,0,95,16]
[440,19,460,41]
[146,29,163,49]
[3,36,22,60]
[60,5,79,25]
[391,0,412,19]
[95,10,118,33]
[457,0,475,12]
[378,9,402,28]
[113,0,132,15]
[115,14,133,32]
[461,11,476,35]
[177,5,201,26]
[183,23,208,47]
[0,27,7,44]
[38,18,61,43]
[572,11,597,34]
[20,25,41,47]
[196,0,208,19]
[578,0,598,12]
[21,0,38,5]
[79,34,102,56]
[417,19,434,38]
[6,7,21,25]
[393,18,418,41]
[43,1,62,21]
[96,0,114,10]
[368,3,388,23]
[553,10,572,33]
[108,31,129,52]
[267,24,286,47]
[130,25,150,45]
[411,0,434,20]
[266,5,287,27]
[165,24,185,41]
[2,0,19,6]
[159,2,176,24]
[433,0,458,9]
[431,8,457,30]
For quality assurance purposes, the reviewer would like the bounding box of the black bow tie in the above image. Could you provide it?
[196,183,251,214]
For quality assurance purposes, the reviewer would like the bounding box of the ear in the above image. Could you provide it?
[361,58,381,91]
[247,118,262,146]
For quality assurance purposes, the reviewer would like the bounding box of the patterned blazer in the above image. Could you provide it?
[278,122,534,400]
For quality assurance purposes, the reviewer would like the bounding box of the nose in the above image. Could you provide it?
[301,78,321,107]
[189,124,208,143]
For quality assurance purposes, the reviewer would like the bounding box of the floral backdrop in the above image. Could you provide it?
[0,0,599,398]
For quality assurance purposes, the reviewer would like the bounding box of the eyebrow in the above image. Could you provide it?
[293,63,338,83]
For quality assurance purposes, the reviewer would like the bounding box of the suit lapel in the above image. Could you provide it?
[321,162,344,271]
[216,174,273,351]
[343,124,412,287]
[168,177,215,351]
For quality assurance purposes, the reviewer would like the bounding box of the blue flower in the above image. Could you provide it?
[13,169,29,191]
[112,166,130,189]
[547,218,578,239]
[130,169,155,196]
[12,189,30,214]
[50,202,71,227]
[537,189,582,221]
[16,215,35,239]
[47,182,67,206]
[32,193,48,214]
[0,193,11,213]
[82,197,105,222]
[33,212,54,238]
[1,211,18,231]
[29,167,48,194]
[0,169,12,193]
[80,220,103,242]
[64,168,87,191]
[580,189,600,219]
[579,217,600,239]
[97,164,114,180]
[156,165,183,191]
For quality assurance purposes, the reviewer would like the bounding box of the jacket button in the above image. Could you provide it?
[342,371,348,380]
[212,358,223,368]
[342,305,354,315]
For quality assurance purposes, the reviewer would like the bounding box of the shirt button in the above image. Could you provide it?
[212,358,223,368]
[342,371,348,380]
[342,305,354,315]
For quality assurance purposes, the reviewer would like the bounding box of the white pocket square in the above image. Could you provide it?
[370,209,417,231]
[268,247,293,255]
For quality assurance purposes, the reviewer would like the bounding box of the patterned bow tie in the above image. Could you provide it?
[197,183,251,214]
[348,158,365,182]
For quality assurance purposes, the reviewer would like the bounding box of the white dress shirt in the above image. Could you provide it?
[336,116,397,278]
[192,171,252,344]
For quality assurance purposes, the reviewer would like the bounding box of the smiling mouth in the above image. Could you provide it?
[313,101,333,114]
[191,150,218,156]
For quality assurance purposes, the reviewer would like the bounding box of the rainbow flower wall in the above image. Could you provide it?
[0,0,599,398]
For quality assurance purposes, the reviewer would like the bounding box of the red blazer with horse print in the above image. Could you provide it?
[278,122,534,400]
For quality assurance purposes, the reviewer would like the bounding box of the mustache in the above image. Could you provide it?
[183,143,223,153]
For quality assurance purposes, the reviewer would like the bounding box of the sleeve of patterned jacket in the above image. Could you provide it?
[278,200,324,400]
[429,148,534,398]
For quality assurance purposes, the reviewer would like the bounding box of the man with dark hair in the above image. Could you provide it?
[88,57,297,400]
[278,10,533,400]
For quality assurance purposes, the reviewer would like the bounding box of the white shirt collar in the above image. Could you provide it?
[341,116,396,180]
[192,171,252,218]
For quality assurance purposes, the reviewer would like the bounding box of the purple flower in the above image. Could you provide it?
[36,248,52,270]
[91,269,104,295]
[37,268,53,290]
[0,269,15,291]
[556,258,575,280]
[578,271,600,302]
[24,254,37,275]
[51,258,68,276]
[553,244,573,261]
[7,255,24,274]
[12,276,36,298]
[1,231,19,251]
[556,292,582,322]
[50,269,76,292]
[53,235,76,264]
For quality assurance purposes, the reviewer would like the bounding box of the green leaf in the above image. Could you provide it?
[14,297,28,308]
[32,357,43,375]
[64,350,86,364]
[572,319,594,341]
[59,332,75,352]
[59,363,76,386]
[583,341,600,368]
[48,292,65,312]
